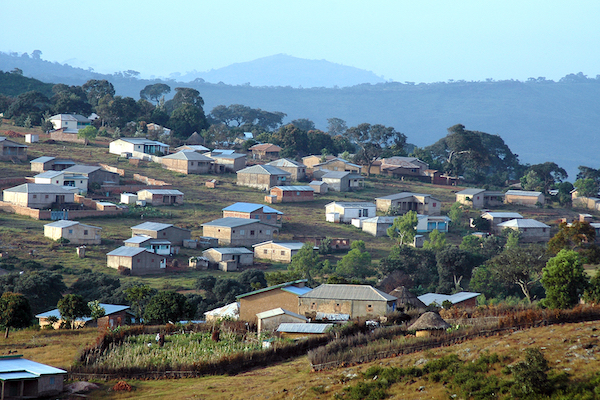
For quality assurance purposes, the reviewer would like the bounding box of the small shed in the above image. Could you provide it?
[0,356,66,398]
[276,323,333,339]
[25,133,39,143]
[204,302,240,322]
[408,312,451,337]
[120,193,138,204]
[256,308,308,334]
[137,189,184,206]
[309,180,328,194]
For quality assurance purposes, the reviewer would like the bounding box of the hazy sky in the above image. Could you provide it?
[3,0,599,82]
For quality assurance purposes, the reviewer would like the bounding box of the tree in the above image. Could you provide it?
[574,178,599,198]
[436,246,477,293]
[97,95,139,128]
[143,291,196,324]
[51,84,92,116]
[13,271,66,315]
[335,241,373,278]
[541,249,588,309]
[327,117,347,135]
[422,229,447,251]
[87,300,106,320]
[169,103,208,138]
[212,279,246,304]
[82,80,115,107]
[486,246,548,303]
[5,91,51,122]
[347,123,407,176]
[77,125,97,146]
[520,170,544,192]
[71,274,122,303]
[291,118,315,132]
[238,269,267,291]
[378,246,438,293]
[523,162,568,194]
[288,243,320,281]
[57,294,89,329]
[548,221,596,256]
[447,202,464,229]
[0,292,32,338]
[124,284,153,323]
[139,83,171,104]
[387,211,418,246]
[505,230,521,249]
[510,348,551,397]
[271,124,309,157]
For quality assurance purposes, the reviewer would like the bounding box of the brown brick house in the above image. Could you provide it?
[106,246,166,275]
[222,202,283,227]
[237,279,312,323]
[130,221,191,246]
[0,136,27,161]
[236,165,291,190]
[137,189,184,206]
[201,217,277,246]
[266,158,307,180]
[268,185,314,202]
[249,143,282,160]
[161,151,213,174]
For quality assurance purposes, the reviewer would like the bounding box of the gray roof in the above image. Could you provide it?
[482,212,523,219]
[34,171,64,179]
[162,151,213,161]
[277,323,333,334]
[106,246,148,257]
[0,356,66,377]
[325,201,376,208]
[375,192,436,201]
[206,152,246,159]
[116,138,169,146]
[62,165,103,175]
[237,164,291,176]
[205,247,253,255]
[498,218,550,228]
[49,113,90,122]
[362,216,397,224]
[44,220,78,228]
[315,158,361,169]
[456,188,486,195]
[3,183,73,194]
[237,279,308,300]
[322,171,351,179]
[505,190,543,197]
[300,284,397,302]
[124,235,154,244]
[266,158,306,168]
[131,222,179,231]
[271,186,314,191]
[253,241,305,250]
[30,156,55,164]
[138,189,183,195]
[309,180,327,186]
[222,202,283,214]
[201,217,264,228]
[418,292,481,306]
[256,308,307,321]
[176,144,209,152]
[36,304,130,320]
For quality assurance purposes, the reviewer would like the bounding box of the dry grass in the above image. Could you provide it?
[82,319,600,399]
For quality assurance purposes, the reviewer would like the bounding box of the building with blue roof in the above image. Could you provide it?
[222,202,283,227]
[36,303,133,330]
[0,355,67,398]
[418,292,481,308]
[237,280,310,322]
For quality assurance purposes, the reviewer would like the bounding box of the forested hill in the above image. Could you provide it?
[1,51,600,177]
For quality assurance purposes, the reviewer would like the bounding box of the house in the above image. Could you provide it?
[44,220,101,245]
[0,355,66,398]
[109,138,169,157]
[408,312,451,337]
[120,193,137,204]
[36,304,132,330]
[0,137,27,162]
[481,212,524,233]
[418,292,481,308]
[497,219,551,242]
[389,286,426,311]
[61,165,119,186]
[298,284,397,319]
[455,188,486,208]
[201,217,278,246]
[204,151,246,172]
[204,302,239,322]
[249,143,282,160]
[424,169,461,185]
[369,156,428,177]
[174,144,209,153]
[313,158,362,174]
[185,131,206,145]
[222,202,283,227]
[236,279,311,323]
[130,221,191,246]
[573,196,600,212]
[268,186,314,203]
[106,246,166,275]
[136,189,184,206]
[266,158,307,181]
[504,190,545,207]
[302,155,337,169]
[161,151,213,174]
[2,183,75,209]
[30,156,75,173]
[277,323,334,339]
[294,236,351,251]
[34,170,88,193]
[202,247,254,271]
[49,113,91,132]
[256,308,308,334]
[375,192,441,215]
[361,216,396,237]
[416,215,452,233]
[309,180,328,194]
[322,171,364,192]
[124,235,171,255]
[236,165,291,190]
[253,241,306,263]
[325,201,376,223]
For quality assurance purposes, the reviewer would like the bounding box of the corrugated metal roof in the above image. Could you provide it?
[30,156,55,164]
[300,284,397,301]
[106,246,148,257]
[256,308,307,320]
[309,180,326,186]
[325,201,376,208]
[266,158,305,168]
[36,304,130,320]
[277,323,333,334]
[0,357,66,377]
[43,220,97,229]
[131,222,173,231]
[252,241,305,251]
[62,165,102,174]
[205,247,253,255]
[498,218,550,228]
[236,280,308,299]
[376,192,435,201]
[456,188,486,195]
[362,216,396,224]
[124,235,153,244]
[315,312,350,321]
[482,212,523,219]
[162,151,213,161]
[204,302,239,318]
[138,189,183,195]
[505,190,543,197]
[418,292,480,306]
[282,286,313,296]
[3,183,73,194]
[237,165,291,176]
[201,217,262,228]
[222,202,283,214]
[116,138,169,146]
[271,186,314,191]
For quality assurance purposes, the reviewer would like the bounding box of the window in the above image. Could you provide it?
[250,230,255,236]
[84,230,88,235]
[433,203,437,207]
[68,229,73,234]
[267,215,271,219]
[49,377,55,385]
[281,250,285,255]
[56,180,59,184]
[266,230,271,235]
[240,229,245,235]
[232,230,236,233]
[151,258,154,262]
[255,215,260,219]
[363,209,369,217]
[33,195,37,199]
[45,195,49,199]
[311,302,316,310]
[163,232,166,236]
[263,249,268,254]
[296,191,300,196]
[137,258,141,263]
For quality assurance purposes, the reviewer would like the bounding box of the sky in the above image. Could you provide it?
[3,0,599,83]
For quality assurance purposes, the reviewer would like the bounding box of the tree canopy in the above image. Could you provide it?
[347,123,407,176]
[542,250,588,309]
[0,292,32,338]
[387,211,418,246]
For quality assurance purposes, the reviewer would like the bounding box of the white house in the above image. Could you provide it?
[325,201,376,223]
[416,214,452,233]
[34,170,88,193]
[49,114,91,132]
[109,138,170,157]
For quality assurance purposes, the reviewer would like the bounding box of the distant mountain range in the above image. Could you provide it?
[171,54,386,87]
[1,51,599,179]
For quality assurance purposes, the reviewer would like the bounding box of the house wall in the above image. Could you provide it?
[298,298,392,319]
[258,314,306,333]
[325,204,376,223]
[505,193,545,207]
[37,374,64,396]
[222,210,282,227]
[3,190,75,209]
[254,244,297,263]
[203,249,254,265]
[50,131,86,144]
[44,224,101,245]
[202,223,276,246]
[131,226,190,246]
[362,221,393,237]
[86,170,119,185]
[237,173,286,190]
[162,158,212,174]
[277,166,306,181]
[416,217,450,233]
[319,160,361,173]
[137,191,184,206]
[239,290,300,322]
[271,188,314,202]
[107,251,165,275]
[500,226,551,243]
[109,140,135,155]
[213,157,246,172]
[97,310,130,330]
[456,193,485,209]
[322,177,348,192]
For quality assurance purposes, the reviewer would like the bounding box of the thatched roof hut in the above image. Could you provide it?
[408,312,451,337]
[185,132,204,145]
[389,286,426,310]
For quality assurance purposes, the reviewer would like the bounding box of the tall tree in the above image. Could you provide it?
[0,292,32,338]
[57,294,90,329]
[271,124,309,157]
[387,211,418,246]
[77,125,97,146]
[335,241,373,278]
[541,249,588,309]
[124,284,154,323]
[327,117,347,135]
[347,123,407,176]
[143,291,196,324]
[436,246,477,293]
[139,83,171,104]
[82,80,115,107]
[523,162,568,194]
[291,118,315,132]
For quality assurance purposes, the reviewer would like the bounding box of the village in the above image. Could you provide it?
[0,111,599,399]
